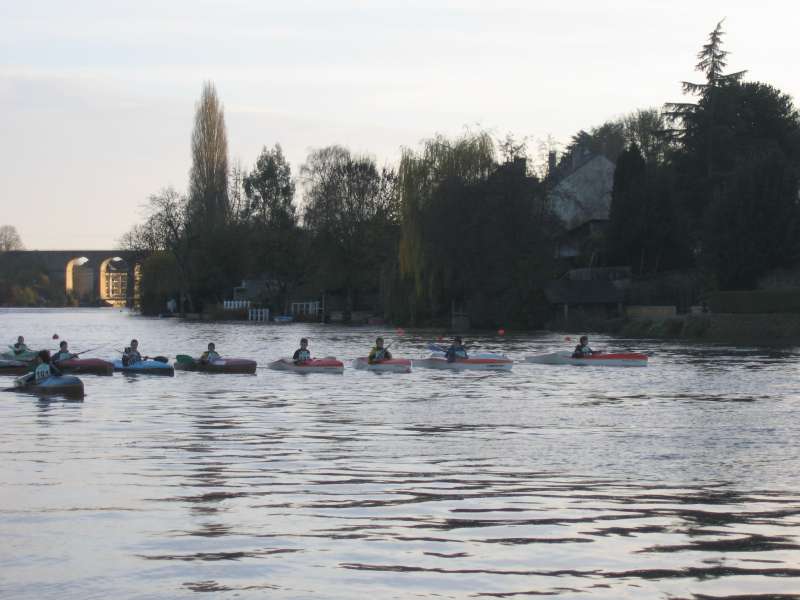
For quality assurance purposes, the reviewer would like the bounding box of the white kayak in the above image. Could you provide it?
[352,357,412,373]
[268,358,345,374]
[414,352,513,371]
[525,352,648,367]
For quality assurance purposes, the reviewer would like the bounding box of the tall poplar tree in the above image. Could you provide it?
[188,82,230,225]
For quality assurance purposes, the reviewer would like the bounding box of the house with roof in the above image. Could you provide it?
[548,153,615,262]
[544,153,622,321]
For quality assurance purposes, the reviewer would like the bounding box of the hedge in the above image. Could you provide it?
[706,289,800,314]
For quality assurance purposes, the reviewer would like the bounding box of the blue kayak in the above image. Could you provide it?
[111,358,175,377]
[112,359,175,376]
[14,375,85,398]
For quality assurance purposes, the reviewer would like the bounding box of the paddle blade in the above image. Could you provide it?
[176,354,195,364]
[427,343,446,353]
[153,356,169,363]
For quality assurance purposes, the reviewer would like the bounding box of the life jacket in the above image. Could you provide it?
[13,343,29,354]
[446,345,468,361]
[573,344,592,357]
[122,350,141,366]
[34,363,52,382]
[53,351,72,362]
[295,349,310,362]
[369,347,386,363]
[202,351,220,363]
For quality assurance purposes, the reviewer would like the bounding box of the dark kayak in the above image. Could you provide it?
[57,358,114,376]
[11,375,85,398]
[175,357,257,374]
[0,359,30,376]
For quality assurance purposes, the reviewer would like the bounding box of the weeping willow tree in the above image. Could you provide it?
[397,131,496,322]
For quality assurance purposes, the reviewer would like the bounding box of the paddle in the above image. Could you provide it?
[74,346,104,357]
[55,346,104,361]
[10,372,33,390]
[116,349,169,363]
[368,341,393,363]
[427,343,447,353]
[176,354,196,364]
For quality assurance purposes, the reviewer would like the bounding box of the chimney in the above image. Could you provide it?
[548,151,557,175]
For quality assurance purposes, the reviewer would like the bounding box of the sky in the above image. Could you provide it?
[1,0,798,249]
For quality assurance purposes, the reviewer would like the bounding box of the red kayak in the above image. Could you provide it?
[57,358,115,376]
[268,358,345,374]
[352,357,412,373]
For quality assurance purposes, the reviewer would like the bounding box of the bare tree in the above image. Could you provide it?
[189,81,229,225]
[0,225,24,251]
[497,132,529,164]
[120,188,194,311]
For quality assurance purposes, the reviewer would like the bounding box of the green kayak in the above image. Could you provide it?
[1,349,38,363]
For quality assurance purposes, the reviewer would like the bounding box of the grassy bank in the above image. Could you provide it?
[626,313,800,342]
[551,313,800,344]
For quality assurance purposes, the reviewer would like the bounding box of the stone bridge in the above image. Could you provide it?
[2,250,144,305]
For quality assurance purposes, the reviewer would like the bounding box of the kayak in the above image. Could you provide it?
[268,358,344,374]
[14,375,85,398]
[175,358,257,374]
[1,350,37,363]
[112,359,175,376]
[352,357,412,373]
[414,352,513,371]
[0,359,31,376]
[57,358,114,376]
[525,352,648,367]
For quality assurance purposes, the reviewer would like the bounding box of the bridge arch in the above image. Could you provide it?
[65,256,93,301]
[98,256,132,305]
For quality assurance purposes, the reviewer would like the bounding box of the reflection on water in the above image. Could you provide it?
[0,308,799,598]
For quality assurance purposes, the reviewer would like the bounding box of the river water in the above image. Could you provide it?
[1,308,799,599]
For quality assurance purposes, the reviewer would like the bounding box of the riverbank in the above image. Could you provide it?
[552,313,800,344]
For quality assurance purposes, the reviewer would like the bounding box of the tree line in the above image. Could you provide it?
[122,21,800,324]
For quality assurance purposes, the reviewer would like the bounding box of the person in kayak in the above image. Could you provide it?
[122,339,143,366]
[12,336,29,355]
[445,336,468,362]
[572,335,597,358]
[52,341,77,363]
[293,338,311,364]
[200,343,220,364]
[17,350,61,386]
[368,337,392,364]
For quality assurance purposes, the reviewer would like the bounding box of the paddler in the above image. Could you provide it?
[293,338,311,364]
[12,336,30,356]
[200,343,220,364]
[17,350,61,386]
[52,340,77,363]
[368,337,392,364]
[572,335,596,358]
[122,339,143,366]
[445,336,468,362]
